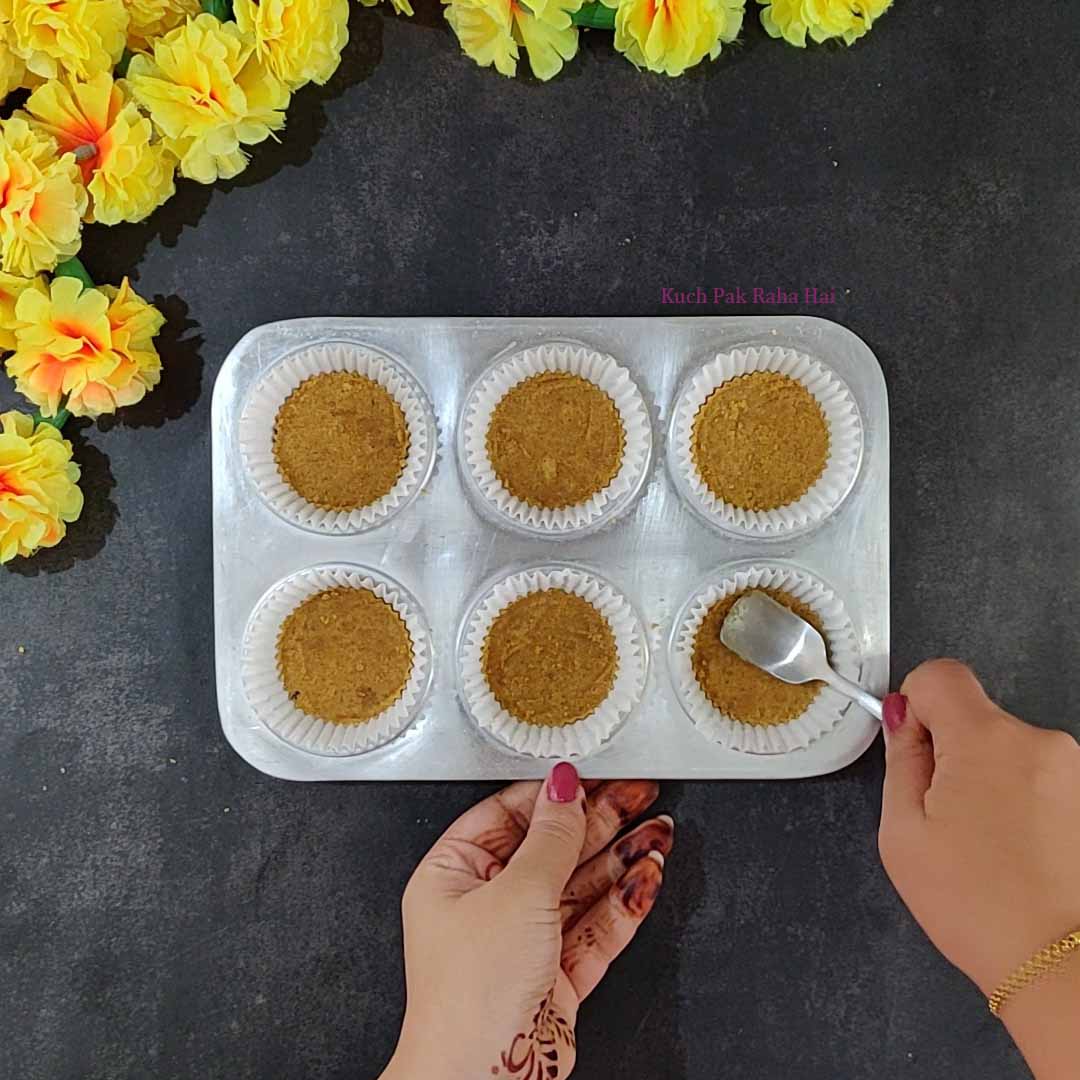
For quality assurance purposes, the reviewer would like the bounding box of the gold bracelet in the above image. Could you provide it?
[988,929,1080,1017]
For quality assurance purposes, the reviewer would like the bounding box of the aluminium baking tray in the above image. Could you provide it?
[211,316,889,780]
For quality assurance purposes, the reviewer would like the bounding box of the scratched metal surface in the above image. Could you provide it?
[211,316,889,780]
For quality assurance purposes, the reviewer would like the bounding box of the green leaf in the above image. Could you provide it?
[202,0,234,18]
[115,48,134,79]
[572,1,615,29]
[53,256,95,292]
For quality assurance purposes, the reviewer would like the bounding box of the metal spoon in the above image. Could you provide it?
[720,591,883,721]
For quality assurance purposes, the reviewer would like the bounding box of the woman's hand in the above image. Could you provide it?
[381,764,674,1080]
[879,659,1080,1079]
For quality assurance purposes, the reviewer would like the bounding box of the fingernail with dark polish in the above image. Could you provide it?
[882,693,907,734]
[548,761,579,803]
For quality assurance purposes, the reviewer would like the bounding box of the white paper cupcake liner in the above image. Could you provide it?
[670,346,863,538]
[459,565,648,759]
[460,343,653,537]
[242,563,433,756]
[239,342,437,535]
[670,563,860,753]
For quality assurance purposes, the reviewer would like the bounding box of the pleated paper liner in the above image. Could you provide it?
[669,346,863,539]
[458,564,649,759]
[242,564,433,756]
[459,342,653,538]
[239,341,437,535]
[670,562,861,754]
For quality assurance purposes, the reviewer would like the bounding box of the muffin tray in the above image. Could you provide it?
[211,317,889,780]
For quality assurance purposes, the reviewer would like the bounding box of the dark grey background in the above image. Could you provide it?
[3,2,1078,1077]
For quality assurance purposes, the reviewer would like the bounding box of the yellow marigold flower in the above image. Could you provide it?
[0,0,128,82]
[758,0,889,46]
[0,118,87,277]
[0,409,83,563]
[443,0,578,81]
[127,14,290,185]
[124,0,201,51]
[359,0,415,18]
[6,275,163,418]
[0,271,46,351]
[613,0,743,76]
[234,0,350,90]
[23,74,176,226]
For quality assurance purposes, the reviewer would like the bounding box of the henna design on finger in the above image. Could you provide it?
[561,922,600,977]
[424,836,507,888]
[490,992,575,1079]
[472,824,526,860]
[595,781,660,828]
[618,851,664,917]
[613,815,674,866]
[471,792,536,860]
[561,854,664,977]
[560,814,673,932]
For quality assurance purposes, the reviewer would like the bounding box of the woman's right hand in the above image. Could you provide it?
[878,660,1080,1079]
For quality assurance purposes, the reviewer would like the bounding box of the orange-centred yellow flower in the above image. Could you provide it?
[611,0,743,75]
[758,0,890,46]
[0,409,83,563]
[234,0,350,90]
[442,0,578,81]
[0,271,46,351]
[0,0,128,82]
[23,74,176,226]
[0,118,87,277]
[124,0,201,51]
[6,275,164,418]
[127,14,290,185]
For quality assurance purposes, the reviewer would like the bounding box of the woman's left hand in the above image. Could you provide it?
[380,763,674,1080]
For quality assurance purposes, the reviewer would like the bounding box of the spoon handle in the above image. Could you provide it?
[824,669,883,722]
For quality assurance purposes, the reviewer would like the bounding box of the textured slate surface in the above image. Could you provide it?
[2,2,1078,1077]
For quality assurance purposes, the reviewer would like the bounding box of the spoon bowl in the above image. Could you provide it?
[720,591,883,722]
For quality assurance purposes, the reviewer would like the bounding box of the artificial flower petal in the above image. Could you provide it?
[0,34,26,101]
[0,409,83,563]
[359,0,415,17]
[23,73,176,226]
[99,277,165,406]
[443,0,518,77]
[0,0,128,82]
[0,271,47,351]
[6,275,164,418]
[512,4,578,80]
[443,0,579,80]
[127,13,290,185]
[0,117,86,277]
[758,0,889,46]
[615,0,743,75]
[234,0,350,90]
[123,0,201,51]
[525,0,585,29]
